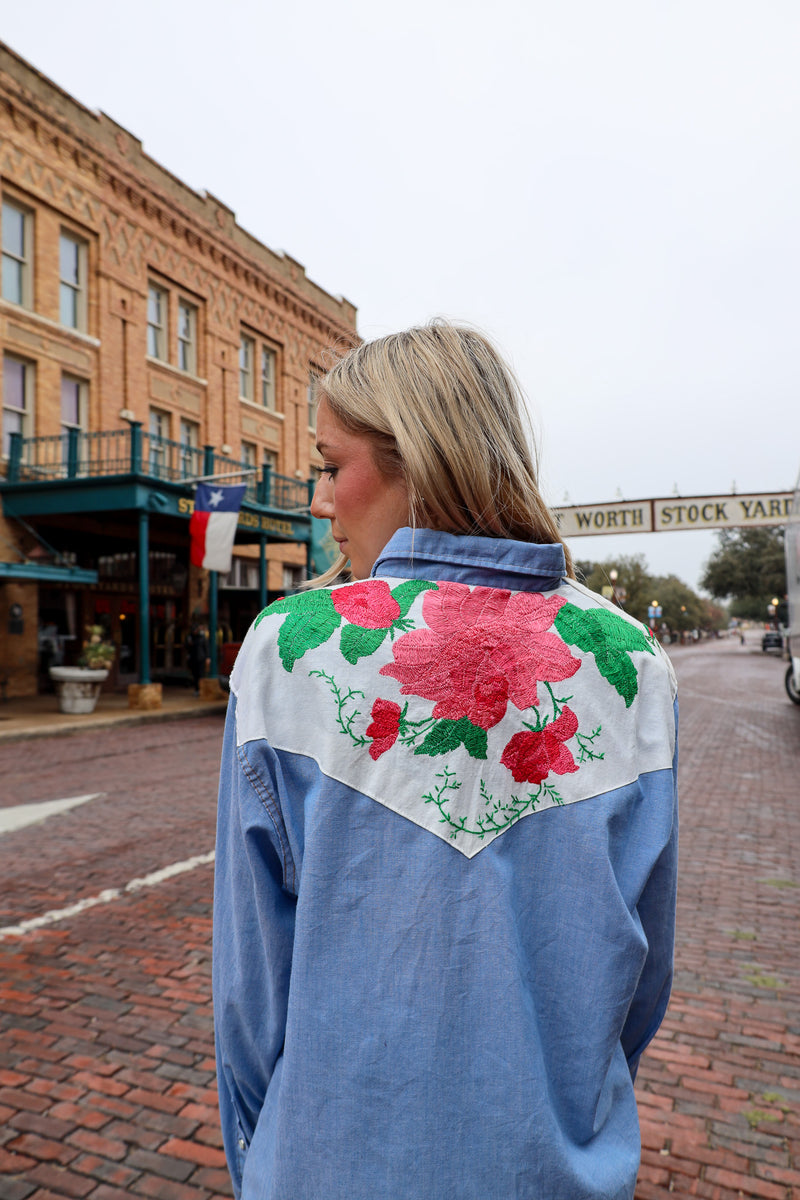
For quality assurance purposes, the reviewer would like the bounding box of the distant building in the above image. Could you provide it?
[0,41,358,700]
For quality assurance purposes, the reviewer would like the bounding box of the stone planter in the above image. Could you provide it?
[49,666,110,714]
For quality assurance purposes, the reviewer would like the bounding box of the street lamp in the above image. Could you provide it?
[606,568,626,609]
[768,597,780,629]
[647,598,662,632]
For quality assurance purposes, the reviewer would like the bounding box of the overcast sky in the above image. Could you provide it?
[4,1,799,591]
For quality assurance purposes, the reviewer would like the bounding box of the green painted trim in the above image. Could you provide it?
[0,562,99,583]
[0,477,311,542]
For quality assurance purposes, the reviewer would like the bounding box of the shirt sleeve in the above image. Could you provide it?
[621,696,679,1080]
[213,695,297,1198]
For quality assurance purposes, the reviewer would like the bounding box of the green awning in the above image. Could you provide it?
[0,562,98,583]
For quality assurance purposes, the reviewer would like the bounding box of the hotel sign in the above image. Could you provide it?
[177,495,306,541]
[554,492,794,538]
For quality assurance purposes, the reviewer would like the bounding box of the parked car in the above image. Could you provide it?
[762,630,783,651]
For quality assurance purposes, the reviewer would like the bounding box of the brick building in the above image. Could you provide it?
[0,41,358,701]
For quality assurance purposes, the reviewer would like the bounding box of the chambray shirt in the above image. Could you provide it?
[213,529,679,1200]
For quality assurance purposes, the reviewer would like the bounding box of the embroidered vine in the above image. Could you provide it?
[423,771,566,840]
[308,670,369,748]
[575,726,604,763]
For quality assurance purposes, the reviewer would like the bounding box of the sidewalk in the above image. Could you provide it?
[0,686,228,742]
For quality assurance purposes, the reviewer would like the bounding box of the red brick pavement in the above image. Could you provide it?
[0,639,798,1199]
[0,717,232,1200]
[635,640,800,1199]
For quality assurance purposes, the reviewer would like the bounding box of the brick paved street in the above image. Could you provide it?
[635,639,800,1199]
[0,717,231,1200]
[0,636,798,1199]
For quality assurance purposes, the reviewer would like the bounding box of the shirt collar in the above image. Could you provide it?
[371,527,567,592]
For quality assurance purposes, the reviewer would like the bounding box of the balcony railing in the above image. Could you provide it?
[3,426,311,514]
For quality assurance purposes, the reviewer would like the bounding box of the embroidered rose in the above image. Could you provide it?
[332,581,401,629]
[366,698,402,760]
[380,582,581,730]
[500,707,580,784]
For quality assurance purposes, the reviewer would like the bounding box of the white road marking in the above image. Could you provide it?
[0,793,103,834]
[0,849,215,939]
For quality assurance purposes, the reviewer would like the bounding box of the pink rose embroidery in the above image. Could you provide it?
[500,707,580,784]
[366,698,402,760]
[380,582,580,730]
[332,581,401,629]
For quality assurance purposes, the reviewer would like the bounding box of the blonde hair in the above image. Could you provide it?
[312,320,573,585]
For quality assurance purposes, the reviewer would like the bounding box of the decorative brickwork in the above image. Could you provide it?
[0,39,358,696]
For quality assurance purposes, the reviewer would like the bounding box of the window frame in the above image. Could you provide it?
[148,406,170,474]
[179,417,200,478]
[177,298,198,375]
[308,371,320,430]
[239,333,255,401]
[59,229,88,331]
[241,440,258,472]
[147,282,168,361]
[60,373,88,435]
[2,354,35,459]
[260,345,276,411]
[1,199,33,309]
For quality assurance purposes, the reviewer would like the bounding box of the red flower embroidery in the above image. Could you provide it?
[500,707,580,784]
[366,698,402,760]
[380,582,580,730]
[332,580,401,629]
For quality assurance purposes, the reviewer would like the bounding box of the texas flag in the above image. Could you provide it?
[189,483,246,574]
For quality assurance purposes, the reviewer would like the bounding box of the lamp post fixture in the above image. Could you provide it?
[768,597,780,629]
[647,598,662,633]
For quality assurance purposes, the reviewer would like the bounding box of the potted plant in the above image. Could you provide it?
[49,624,116,714]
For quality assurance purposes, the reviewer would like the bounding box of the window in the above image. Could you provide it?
[239,334,254,400]
[283,564,305,591]
[61,375,87,434]
[2,355,33,457]
[178,299,197,374]
[264,448,279,473]
[221,557,259,590]
[2,200,32,308]
[179,418,200,478]
[149,407,170,473]
[240,332,279,409]
[59,232,87,330]
[308,372,319,429]
[241,440,258,471]
[147,283,168,360]
[261,346,276,410]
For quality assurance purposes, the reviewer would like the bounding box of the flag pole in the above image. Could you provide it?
[209,569,219,680]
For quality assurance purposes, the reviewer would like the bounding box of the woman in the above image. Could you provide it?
[213,322,678,1200]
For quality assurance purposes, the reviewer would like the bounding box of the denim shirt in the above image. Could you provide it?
[213,529,679,1200]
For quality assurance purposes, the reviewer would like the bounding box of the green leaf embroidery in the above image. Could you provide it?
[414,717,488,760]
[256,591,342,672]
[340,624,388,664]
[390,578,439,615]
[554,603,654,707]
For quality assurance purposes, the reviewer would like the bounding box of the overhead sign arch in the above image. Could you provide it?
[553,492,794,538]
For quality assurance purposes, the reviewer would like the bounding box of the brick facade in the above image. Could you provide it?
[0,41,357,697]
